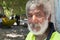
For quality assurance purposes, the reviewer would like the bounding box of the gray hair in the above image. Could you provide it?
[26,0,56,30]
[26,0,52,18]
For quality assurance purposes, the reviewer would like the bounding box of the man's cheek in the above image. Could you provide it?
[38,17,45,23]
[28,19,32,23]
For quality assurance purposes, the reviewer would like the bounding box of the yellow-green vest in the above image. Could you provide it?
[25,31,60,40]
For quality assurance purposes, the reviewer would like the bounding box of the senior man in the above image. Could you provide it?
[25,1,60,40]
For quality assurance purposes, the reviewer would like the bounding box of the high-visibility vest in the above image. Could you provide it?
[25,31,60,40]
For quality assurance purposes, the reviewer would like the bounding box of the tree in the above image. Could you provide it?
[0,0,28,16]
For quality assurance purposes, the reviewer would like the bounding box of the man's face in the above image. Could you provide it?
[27,7,49,35]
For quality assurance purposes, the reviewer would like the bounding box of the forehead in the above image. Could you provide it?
[28,7,45,15]
[28,4,45,14]
[29,8,40,13]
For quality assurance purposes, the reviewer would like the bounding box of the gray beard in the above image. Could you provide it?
[28,20,48,35]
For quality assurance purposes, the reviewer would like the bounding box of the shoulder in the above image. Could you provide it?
[50,31,60,40]
[25,32,35,40]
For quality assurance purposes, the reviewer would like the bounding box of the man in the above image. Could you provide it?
[15,15,20,26]
[25,0,60,40]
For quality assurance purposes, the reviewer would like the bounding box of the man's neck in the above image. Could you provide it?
[35,27,50,40]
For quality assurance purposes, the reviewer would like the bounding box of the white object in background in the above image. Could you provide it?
[13,22,17,25]
[0,18,2,23]
[6,33,24,38]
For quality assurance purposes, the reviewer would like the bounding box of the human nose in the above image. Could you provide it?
[32,15,38,23]
[32,15,44,24]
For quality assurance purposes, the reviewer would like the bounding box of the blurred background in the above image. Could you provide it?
[0,0,29,40]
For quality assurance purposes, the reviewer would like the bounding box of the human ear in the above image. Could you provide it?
[48,14,51,22]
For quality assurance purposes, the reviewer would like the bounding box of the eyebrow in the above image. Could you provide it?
[28,10,40,14]
[28,9,45,15]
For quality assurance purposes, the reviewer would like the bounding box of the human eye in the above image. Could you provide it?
[28,14,32,18]
[36,13,41,18]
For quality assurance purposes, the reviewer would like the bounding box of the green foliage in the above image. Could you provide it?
[0,0,28,15]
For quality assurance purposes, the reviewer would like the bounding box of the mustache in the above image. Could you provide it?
[29,23,41,28]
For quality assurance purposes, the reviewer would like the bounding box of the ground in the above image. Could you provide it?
[0,26,29,40]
